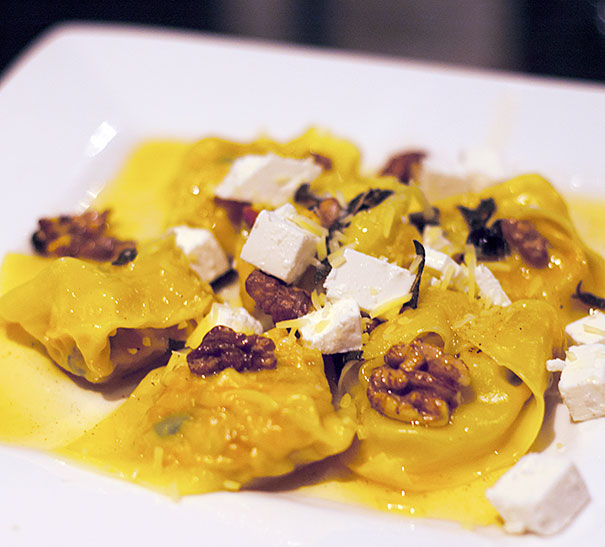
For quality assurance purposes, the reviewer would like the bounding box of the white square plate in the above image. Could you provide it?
[1,23,604,546]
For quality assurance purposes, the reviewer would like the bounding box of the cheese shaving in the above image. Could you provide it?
[464,244,477,299]
[370,293,412,319]
[408,255,422,275]
[317,236,328,260]
[275,318,305,330]
[452,313,477,329]
[311,290,323,311]
[583,324,605,337]
[440,263,456,290]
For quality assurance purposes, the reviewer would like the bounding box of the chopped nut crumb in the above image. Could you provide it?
[310,152,332,170]
[380,151,426,183]
[318,198,343,229]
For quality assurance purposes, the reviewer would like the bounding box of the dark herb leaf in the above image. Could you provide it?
[466,222,509,260]
[314,257,332,285]
[112,247,137,266]
[294,183,321,208]
[167,338,186,352]
[401,240,426,312]
[572,281,605,310]
[458,198,509,261]
[328,350,364,382]
[347,189,394,216]
[408,207,440,233]
[458,198,496,230]
[154,414,190,437]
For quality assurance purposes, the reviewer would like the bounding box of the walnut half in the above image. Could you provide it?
[187,326,277,377]
[245,269,312,323]
[499,218,549,269]
[367,339,471,426]
[31,209,136,265]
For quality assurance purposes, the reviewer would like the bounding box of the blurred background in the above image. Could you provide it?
[1,0,604,82]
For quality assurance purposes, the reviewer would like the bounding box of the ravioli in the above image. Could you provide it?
[435,174,605,324]
[62,329,356,494]
[0,129,603,529]
[0,237,214,383]
[346,287,564,492]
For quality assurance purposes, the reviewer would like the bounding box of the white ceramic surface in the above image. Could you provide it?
[0,23,604,547]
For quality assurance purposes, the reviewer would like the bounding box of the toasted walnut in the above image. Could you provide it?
[310,152,332,170]
[242,205,260,228]
[380,151,426,183]
[318,198,343,229]
[245,269,312,322]
[500,218,549,268]
[367,339,471,426]
[31,210,136,264]
[187,325,277,376]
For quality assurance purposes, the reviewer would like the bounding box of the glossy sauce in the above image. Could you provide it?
[1,141,604,527]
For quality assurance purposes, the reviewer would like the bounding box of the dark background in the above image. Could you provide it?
[1,0,604,82]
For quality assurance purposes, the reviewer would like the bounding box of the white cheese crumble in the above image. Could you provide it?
[485,453,590,535]
[171,225,230,283]
[214,153,322,207]
[323,248,415,313]
[207,302,263,335]
[474,263,511,307]
[240,204,320,284]
[423,247,467,291]
[565,310,605,345]
[298,298,362,354]
[551,343,605,422]
[423,247,510,307]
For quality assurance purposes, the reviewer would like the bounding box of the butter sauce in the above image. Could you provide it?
[1,139,604,528]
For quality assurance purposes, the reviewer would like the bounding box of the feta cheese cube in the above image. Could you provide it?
[214,153,322,207]
[298,298,362,354]
[546,357,565,373]
[485,453,590,535]
[324,249,415,312]
[565,311,605,345]
[558,343,605,421]
[172,226,230,283]
[240,208,320,283]
[475,264,511,307]
[424,247,467,290]
[206,302,263,335]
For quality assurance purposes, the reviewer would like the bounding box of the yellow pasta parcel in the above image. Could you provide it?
[0,237,214,383]
[62,328,356,494]
[344,287,564,492]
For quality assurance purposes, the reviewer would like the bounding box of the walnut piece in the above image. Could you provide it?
[310,152,332,170]
[242,205,260,228]
[500,218,549,268]
[245,269,312,322]
[380,151,426,183]
[187,325,277,376]
[367,339,471,426]
[318,198,343,229]
[31,210,136,264]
